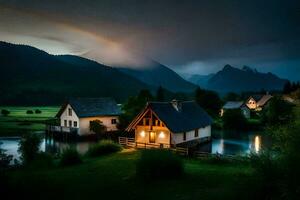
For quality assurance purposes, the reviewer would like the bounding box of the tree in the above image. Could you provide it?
[261,96,294,126]
[156,86,165,102]
[223,92,240,101]
[26,110,34,114]
[90,120,107,136]
[0,147,12,169]
[195,87,222,117]
[18,133,42,164]
[222,109,247,130]
[283,81,292,94]
[118,89,153,130]
[251,113,300,199]
[1,109,10,116]
[35,109,42,114]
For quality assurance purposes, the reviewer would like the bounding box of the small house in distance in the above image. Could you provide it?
[126,100,213,148]
[221,101,250,119]
[51,98,121,136]
[246,94,273,111]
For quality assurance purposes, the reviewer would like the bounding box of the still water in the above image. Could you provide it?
[199,133,266,155]
[0,131,268,161]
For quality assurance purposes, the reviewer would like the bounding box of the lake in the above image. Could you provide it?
[0,130,269,162]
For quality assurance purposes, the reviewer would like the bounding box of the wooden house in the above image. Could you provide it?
[50,98,121,136]
[221,101,250,118]
[126,100,213,148]
[246,94,272,111]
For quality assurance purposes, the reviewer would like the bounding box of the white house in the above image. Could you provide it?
[54,98,121,136]
[126,100,213,148]
[221,101,250,119]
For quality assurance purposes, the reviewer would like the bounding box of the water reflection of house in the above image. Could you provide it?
[48,98,121,136]
[126,100,213,148]
[220,101,250,118]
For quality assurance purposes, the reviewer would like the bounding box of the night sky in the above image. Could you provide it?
[0,0,299,80]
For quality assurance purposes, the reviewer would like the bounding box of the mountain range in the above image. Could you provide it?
[0,41,289,105]
[187,65,287,93]
[118,62,197,92]
[0,41,195,105]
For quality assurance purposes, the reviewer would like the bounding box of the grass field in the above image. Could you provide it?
[4,149,260,200]
[0,106,59,136]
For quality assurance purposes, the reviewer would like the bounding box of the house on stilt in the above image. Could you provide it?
[48,98,121,137]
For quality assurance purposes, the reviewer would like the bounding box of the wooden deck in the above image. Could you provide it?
[118,137,188,156]
[46,125,79,134]
[118,137,241,160]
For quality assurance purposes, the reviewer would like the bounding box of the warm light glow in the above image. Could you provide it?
[158,131,165,139]
[140,131,145,137]
[254,136,261,153]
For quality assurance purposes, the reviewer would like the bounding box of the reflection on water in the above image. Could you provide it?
[0,137,96,162]
[0,131,269,161]
[254,136,261,153]
[197,131,266,155]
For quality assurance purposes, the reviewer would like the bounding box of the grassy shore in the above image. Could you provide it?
[0,106,59,136]
[4,149,260,200]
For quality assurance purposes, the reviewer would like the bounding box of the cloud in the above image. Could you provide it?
[0,1,299,80]
[0,5,151,68]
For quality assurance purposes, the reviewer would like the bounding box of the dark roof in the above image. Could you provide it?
[223,101,244,109]
[56,98,121,118]
[250,95,263,102]
[145,101,212,133]
[257,95,272,107]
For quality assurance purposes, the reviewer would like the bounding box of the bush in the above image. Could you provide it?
[222,109,248,130]
[87,140,122,157]
[29,152,53,168]
[26,110,34,114]
[59,148,82,166]
[0,148,13,169]
[136,149,184,179]
[35,109,42,114]
[249,151,282,199]
[261,96,294,126]
[1,109,10,116]
[18,133,42,165]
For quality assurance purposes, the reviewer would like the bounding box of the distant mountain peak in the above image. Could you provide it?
[222,64,234,71]
[242,66,257,73]
[188,64,288,92]
[117,62,197,92]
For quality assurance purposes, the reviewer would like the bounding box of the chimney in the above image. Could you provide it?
[171,99,182,111]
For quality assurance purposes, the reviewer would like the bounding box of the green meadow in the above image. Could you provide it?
[0,106,59,136]
[4,150,259,200]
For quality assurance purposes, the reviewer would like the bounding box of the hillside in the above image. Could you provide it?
[118,61,197,92]
[189,65,287,92]
[0,42,150,105]
[188,74,215,88]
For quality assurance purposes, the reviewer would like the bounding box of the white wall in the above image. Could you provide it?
[135,125,211,145]
[135,125,170,145]
[79,116,119,135]
[246,98,257,109]
[172,126,211,145]
[59,104,119,135]
[60,104,79,128]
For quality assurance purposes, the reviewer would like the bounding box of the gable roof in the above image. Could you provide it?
[56,98,121,118]
[222,101,244,109]
[127,101,213,133]
[248,95,263,102]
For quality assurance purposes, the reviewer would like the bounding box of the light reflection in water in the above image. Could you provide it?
[0,132,267,161]
[254,135,261,153]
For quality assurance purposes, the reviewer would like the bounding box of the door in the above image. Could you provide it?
[149,131,156,143]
